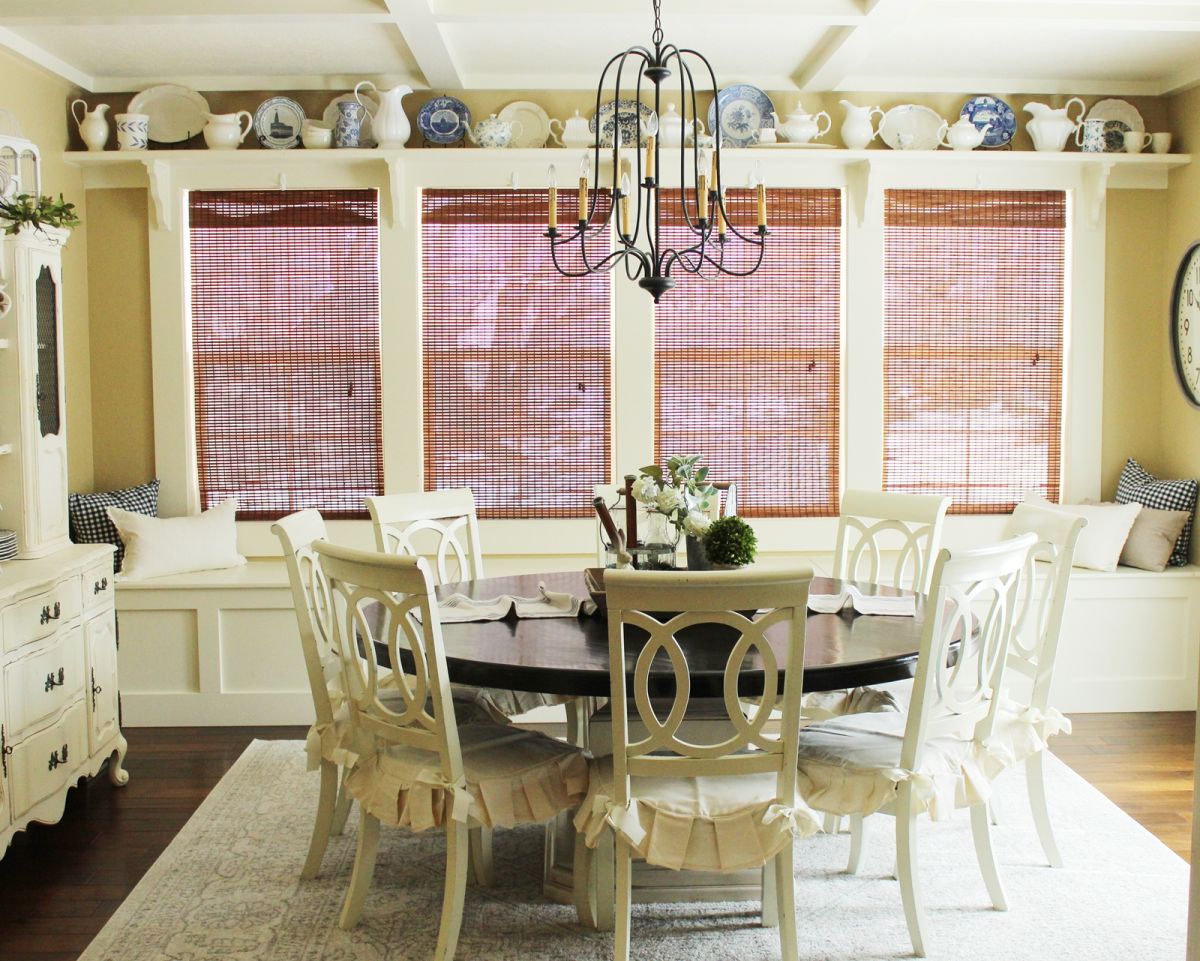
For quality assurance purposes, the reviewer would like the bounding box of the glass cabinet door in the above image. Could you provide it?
[34,264,60,437]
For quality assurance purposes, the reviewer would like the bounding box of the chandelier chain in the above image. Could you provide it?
[652,0,663,47]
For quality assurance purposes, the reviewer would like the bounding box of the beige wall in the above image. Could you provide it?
[0,48,93,491]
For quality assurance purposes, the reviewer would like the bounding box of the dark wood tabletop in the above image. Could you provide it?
[375,570,930,699]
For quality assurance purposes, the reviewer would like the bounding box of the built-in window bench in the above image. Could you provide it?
[114,556,1200,726]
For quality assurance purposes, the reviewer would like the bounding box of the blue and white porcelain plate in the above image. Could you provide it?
[708,84,776,148]
[960,95,1016,148]
[589,99,654,147]
[418,96,471,145]
[254,96,304,149]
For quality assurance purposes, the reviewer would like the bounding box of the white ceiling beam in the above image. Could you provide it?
[0,26,93,89]
[431,0,864,22]
[795,0,907,90]
[1160,59,1200,95]
[382,0,462,89]
[914,0,1200,31]
[86,72,426,94]
[0,0,391,24]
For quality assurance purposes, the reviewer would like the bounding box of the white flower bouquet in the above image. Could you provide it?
[631,454,718,544]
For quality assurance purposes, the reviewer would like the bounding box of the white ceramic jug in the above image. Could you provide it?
[657,103,704,147]
[839,100,882,150]
[1024,97,1085,152]
[778,101,832,144]
[549,110,592,148]
[202,111,253,150]
[71,100,110,152]
[939,115,990,151]
[355,81,413,148]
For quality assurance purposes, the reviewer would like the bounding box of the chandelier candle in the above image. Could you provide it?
[547,165,557,230]
[544,0,769,301]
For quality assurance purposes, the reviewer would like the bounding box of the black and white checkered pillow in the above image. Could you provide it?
[1115,459,1197,567]
[68,479,160,572]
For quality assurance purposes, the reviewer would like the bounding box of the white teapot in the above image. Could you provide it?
[657,103,703,147]
[1024,97,1085,152]
[549,110,592,148]
[940,115,989,151]
[202,111,253,150]
[777,102,832,144]
[466,113,523,149]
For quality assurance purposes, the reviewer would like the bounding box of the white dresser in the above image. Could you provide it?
[1,543,124,858]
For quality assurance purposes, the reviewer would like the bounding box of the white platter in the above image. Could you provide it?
[128,84,209,143]
[879,104,946,151]
[322,94,378,147]
[1087,98,1144,132]
[499,100,550,148]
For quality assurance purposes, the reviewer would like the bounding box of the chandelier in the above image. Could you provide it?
[545,0,768,302]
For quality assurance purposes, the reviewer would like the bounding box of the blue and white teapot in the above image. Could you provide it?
[466,114,523,149]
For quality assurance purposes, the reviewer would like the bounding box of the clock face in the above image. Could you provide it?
[1172,242,1200,408]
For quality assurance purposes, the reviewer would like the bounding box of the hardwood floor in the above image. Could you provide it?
[0,714,1193,961]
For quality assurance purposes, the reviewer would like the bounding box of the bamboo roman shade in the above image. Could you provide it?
[421,189,611,519]
[654,188,842,517]
[188,189,383,519]
[882,189,1065,513]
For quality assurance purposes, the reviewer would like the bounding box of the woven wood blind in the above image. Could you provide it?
[654,188,842,517]
[189,189,382,520]
[883,189,1065,513]
[421,189,611,519]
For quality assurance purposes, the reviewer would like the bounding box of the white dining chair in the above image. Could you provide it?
[574,566,820,961]
[832,489,952,594]
[313,541,589,953]
[794,533,1037,957]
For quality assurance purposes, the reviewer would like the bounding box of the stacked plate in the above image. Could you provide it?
[0,529,17,560]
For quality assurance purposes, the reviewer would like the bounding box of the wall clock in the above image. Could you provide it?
[1171,240,1200,408]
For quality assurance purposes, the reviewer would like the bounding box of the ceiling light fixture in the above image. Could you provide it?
[544,0,768,302]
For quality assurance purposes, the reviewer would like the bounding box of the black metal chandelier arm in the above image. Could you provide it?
[549,237,633,279]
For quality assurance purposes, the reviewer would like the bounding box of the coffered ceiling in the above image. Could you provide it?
[1,0,1198,96]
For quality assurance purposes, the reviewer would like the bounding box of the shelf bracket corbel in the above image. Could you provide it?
[845,159,874,228]
[1081,160,1114,229]
[383,156,405,228]
[141,158,173,231]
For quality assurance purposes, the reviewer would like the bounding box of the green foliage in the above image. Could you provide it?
[702,515,758,567]
[633,453,718,530]
[0,193,80,236]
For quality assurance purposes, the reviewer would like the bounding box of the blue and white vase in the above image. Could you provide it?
[1075,118,1106,153]
[335,101,364,148]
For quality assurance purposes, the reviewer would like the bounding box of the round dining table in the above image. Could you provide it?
[404,569,929,698]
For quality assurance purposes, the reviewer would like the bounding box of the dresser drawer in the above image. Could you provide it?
[8,699,88,818]
[81,560,115,614]
[2,578,83,653]
[4,626,85,739]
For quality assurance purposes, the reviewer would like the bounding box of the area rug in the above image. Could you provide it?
[79,739,1187,961]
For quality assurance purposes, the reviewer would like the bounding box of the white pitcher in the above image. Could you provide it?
[202,111,253,150]
[1024,97,1086,152]
[354,81,412,148]
[71,100,110,152]
[839,100,882,150]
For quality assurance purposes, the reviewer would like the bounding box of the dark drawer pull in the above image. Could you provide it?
[93,577,109,594]
[39,601,62,625]
[91,668,103,712]
[47,743,69,771]
[44,666,65,692]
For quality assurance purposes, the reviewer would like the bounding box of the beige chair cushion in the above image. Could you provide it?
[795,712,998,821]
[981,703,1072,769]
[800,685,903,723]
[574,755,820,873]
[346,722,589,832]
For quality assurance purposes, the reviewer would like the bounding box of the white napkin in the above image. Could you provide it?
[437,583,598,623]
[808,584,916,617]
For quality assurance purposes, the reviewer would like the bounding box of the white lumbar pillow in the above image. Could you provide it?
[107,498,246,580]
[1016,494,1140,572]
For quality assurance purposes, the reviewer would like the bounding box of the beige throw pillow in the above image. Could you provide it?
[107,498,246,580]
[1082,500,1191,572]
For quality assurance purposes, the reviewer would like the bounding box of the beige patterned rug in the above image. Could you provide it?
[79,740,1187,960]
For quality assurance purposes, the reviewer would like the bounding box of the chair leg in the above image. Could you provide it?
[331,768,353,836]
[775,845,799,961]
[822,813,842,835]
[847,814,869,875]
[614,837,634,961]
[469,826,495,887]
[573,832,599,928]
[895,791,928,957]
[987,797,1000,827]
[593,829,616,932]
[301,760,340,880]
[338,811,380,930]
[761,860,778,927]
[434,822,470,961]
[970,803,1009,911]
[1027,752,1064,868]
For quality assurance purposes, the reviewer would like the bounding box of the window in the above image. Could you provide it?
[421,189,612,519]
[882,189,1066,513]
[654,188,842,517]
[188,189,382,519]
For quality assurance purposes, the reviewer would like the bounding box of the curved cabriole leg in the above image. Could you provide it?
[614,837,633,961]
[434,822,470,961]
[895,789,928,957]
[301,760,340,880]
[1027,752,1064,868]
[573,833,599,928]
[107,735,130,787]
[339,812,380,930]
[970,803,1009,910]
[776,845,799,961]
[469,826,494,886]
[331,768,353,836]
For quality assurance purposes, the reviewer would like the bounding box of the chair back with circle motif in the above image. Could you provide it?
[603,567,812,810]
[366,488,484,586]
[902,533,1037,770]
[272,509,341,728]
[1003,508,1086,714]
[834,490,951,594]
[313,540,462,781]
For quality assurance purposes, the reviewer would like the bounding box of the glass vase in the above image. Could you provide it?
[637,511,680,570]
